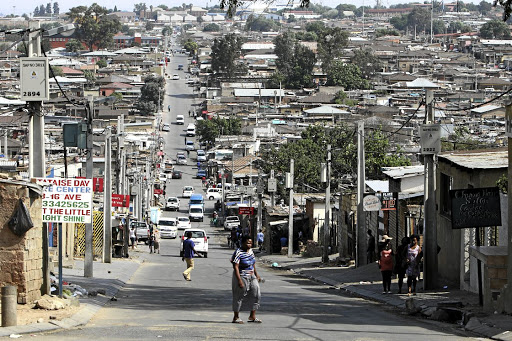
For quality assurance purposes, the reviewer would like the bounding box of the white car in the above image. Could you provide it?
[196,149,206,162]
[165,196,180,211]
[182,185,194,198]
[185,140,195,151]
[172,74,180,80]
[159,173,167,182]
[162,123,170,132]
[180,228,209,258]
[177,216,191,230]
[176,115,184,125]
[224,216,240,231]
[158,218,178,239]
[206,188,222,201]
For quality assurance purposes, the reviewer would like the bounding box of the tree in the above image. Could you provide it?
[352,48,381,79]
[375,28,400,37]
[390,15,408,31]
[136,75,166,114]
[134,3,147,16]
[96,59,107,68]
[305,21,325,35]
[65,39,83,52]
[273,32,316,89]
[113,5,118,12]
[407,7,430,33]
[39,5,46,15]
[432,19,446,35]
[67,4,122,51]
[83,70,96,87]
[210,33,245,78]
[327,61,369,90]
[203,23,220,32]
[317,27,349,72]
[479,0,492,14]
[448,21,471,33]
[480,19,511,39]
[34,6,40,16]
[46,3,52,15]
[50,66,64,77]
[334,90,358,106]
[53,2,60,14]
[183,39,198,55]
[196,117,242,148]
[245,14,279,31]
[145,21,154,31]
[162,26,172,36]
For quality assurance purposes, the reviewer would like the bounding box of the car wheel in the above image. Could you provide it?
[209,196,214,200]
[203,253,208,258]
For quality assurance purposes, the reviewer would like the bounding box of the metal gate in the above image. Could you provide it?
[74,211,104,258]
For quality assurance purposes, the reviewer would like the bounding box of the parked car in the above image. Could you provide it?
[159,173,167,182]
[196,149,206,162]
[196,169,207,179]
[166,196,180,211]
[171,170,183,179]
[180,228,208,258]
[162,123,170,131]
[177,216,191,230]
[158,218,178,239]
[130,221,150,243]
[206,187,222,201]
[176,115,184,125]
[224,216,240,231]
[182,185,194,198]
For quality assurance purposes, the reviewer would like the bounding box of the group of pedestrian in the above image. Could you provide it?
[374,230,422,296]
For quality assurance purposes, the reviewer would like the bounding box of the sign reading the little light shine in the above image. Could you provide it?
[35,178,93,223]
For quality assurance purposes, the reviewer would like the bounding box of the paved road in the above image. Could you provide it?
[27,54,481,341]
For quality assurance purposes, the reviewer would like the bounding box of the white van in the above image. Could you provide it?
[158,218,178,239]
[176,115,184,125]
[186,124,196,137]
[189,204,204,222]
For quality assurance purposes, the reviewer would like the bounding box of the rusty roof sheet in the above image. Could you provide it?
[438,149,508,169]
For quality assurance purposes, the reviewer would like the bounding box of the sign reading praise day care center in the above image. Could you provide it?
[35,178,93,223]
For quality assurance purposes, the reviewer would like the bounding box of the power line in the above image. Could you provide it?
[434,87,512,112]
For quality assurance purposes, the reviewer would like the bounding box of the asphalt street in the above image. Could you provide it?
[25,53,483,341]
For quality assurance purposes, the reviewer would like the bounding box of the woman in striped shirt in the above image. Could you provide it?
[231,236,262,324]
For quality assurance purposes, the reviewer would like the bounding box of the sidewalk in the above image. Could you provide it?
[257,252,512,341]
[0,250,148,338]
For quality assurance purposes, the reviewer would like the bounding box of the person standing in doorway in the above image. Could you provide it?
[231,236,262,324]
[378,235,393,294]
[182,231,196,281]
[367,229,376,263]
[406,234,422,296]
[394,236,410,294]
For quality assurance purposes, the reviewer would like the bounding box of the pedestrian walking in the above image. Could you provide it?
[148,232,155,254]
[378,235,393,294]
[257,230,264,251]
[129,226,136,249]
[168,105,171,112]
[406,234,422,296]
[367,229,376,263]
[394,236,410,294]
[182,231,196,281]
[231,236,262,324]
[154,229,160,254]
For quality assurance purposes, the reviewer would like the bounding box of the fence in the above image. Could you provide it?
[74,211,104,258]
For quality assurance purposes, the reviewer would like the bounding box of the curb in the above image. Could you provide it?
[261,256,510,341]
[0,258,143,337]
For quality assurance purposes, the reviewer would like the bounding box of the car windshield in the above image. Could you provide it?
[178,217,189,222]
[189,231,205,238]
[184,187,193,191]
[159,220,176,226]
[227,217,239,222]
[168,198,178,202]
[197,150,205,155]
[190,208,202,213]
[131,222,146,228]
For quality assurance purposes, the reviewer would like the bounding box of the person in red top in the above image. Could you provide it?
[378,235,394,294]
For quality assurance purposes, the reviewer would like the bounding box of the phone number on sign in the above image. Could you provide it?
[42,201,90,208]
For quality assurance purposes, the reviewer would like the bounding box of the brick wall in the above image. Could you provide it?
[0,181,43,304]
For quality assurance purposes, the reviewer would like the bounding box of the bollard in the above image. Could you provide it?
[1,286,17,327]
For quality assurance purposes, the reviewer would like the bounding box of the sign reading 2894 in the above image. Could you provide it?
[20,57,49,101]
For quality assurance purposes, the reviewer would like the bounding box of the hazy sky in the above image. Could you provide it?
[1,0,487,17]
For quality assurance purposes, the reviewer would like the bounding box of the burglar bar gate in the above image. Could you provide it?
[74,211,104,257]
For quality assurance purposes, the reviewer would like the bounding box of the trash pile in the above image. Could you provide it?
[49,273,88,298]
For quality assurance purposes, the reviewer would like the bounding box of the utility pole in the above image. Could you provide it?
[506,103,512,313]
[423,88,438,290]
[321,145,331,263]
[84,96,94,278]
[270,170,275,207]
[256,174,263,243]
[4,130,7,157]
[286,159,294,257]
[103,127,112,263]
[356,122,365,268]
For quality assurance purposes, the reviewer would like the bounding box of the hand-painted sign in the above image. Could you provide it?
[450,187,501,229]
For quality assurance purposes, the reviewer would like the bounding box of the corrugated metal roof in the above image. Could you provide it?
[366,180,389,192]
[234,89,285,97]
[438,150,508,169]
[470,104,502,114]
[382,165,424,179]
